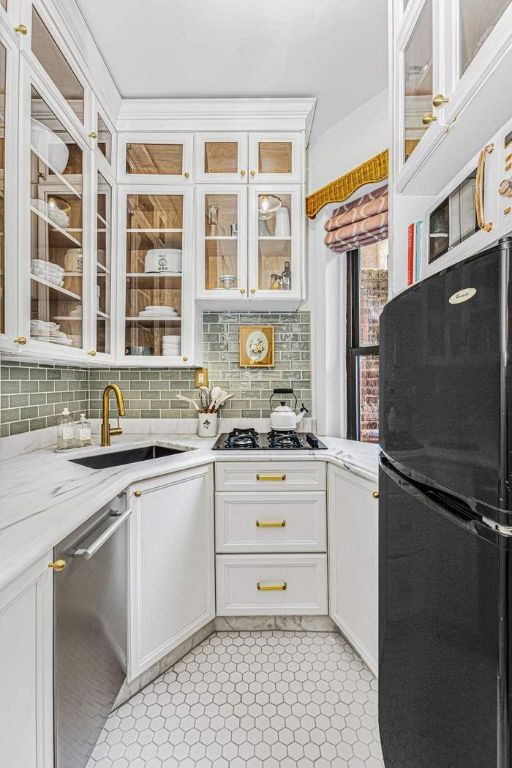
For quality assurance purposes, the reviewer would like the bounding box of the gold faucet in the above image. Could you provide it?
[101,383,126,447]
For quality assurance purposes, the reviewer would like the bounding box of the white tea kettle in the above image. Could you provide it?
[269,389,308,431]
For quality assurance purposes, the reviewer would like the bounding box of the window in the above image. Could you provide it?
[346,240,388,442]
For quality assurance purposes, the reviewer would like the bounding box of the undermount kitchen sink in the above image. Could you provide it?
[69,445,185,469]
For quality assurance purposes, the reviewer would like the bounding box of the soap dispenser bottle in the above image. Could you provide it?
[74,413,92,447]
[57,407,74,450]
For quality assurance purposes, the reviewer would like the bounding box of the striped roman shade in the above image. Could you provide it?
[324,184,388,253]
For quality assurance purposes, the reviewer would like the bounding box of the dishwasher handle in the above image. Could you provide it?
[73,508,131,560]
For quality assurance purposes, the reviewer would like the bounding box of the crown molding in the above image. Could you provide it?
[117,97,317,137]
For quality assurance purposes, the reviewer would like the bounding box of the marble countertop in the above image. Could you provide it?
[0,429,378,592]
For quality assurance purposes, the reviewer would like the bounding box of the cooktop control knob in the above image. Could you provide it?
[498,179,512,197]
[306,433,320,448]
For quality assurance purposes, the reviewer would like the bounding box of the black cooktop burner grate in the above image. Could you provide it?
[213,430,328,451]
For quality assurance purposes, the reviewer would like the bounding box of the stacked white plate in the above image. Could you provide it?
[30,320,73,345]
[162,335,181,356]
[32,259,65,287]
[31,198,70,228]
[138,305,179,318]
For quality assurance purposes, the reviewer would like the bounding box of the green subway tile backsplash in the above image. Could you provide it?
[0,311,311,436]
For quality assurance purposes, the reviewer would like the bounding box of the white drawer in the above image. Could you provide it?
[215,461,326,492]
[215,492,326,553]
[216,554,328,615]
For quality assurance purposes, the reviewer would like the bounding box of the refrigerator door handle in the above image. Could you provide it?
[482,517,512,536]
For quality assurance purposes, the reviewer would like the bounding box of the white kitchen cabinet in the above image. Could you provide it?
[216,553,328,616]
[195,132,248,183]
[117,184,200,366]
[128,465,215,680]
[215,491,327,553]
[0,553,53,768]
[215,460,326,492]
[328,464,379,675]
[248,132,303,184]
[393,0,512,194]
[118,133,193,184]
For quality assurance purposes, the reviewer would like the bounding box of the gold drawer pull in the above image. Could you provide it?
[256,520,286,528]
[257,582,287,591]
[256,474,286,481]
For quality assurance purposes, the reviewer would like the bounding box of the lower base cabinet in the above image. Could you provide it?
[128,465,215,680]
[216,554,328,615]
[0,555,53,768]
[328,463,379,675]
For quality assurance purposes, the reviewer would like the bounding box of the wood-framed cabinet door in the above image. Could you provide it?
[195,184,248,301]
[127,466,215,681]
[195,132,248,183]
[117,184,194,365]
[118,133,193,184]
[247,184,302,302]
[248,132,303,184]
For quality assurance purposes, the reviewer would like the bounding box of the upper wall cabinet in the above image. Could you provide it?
[394,0,512,194]
[195,133,248,183]
[248,133,303,184]
[118,134,193,184]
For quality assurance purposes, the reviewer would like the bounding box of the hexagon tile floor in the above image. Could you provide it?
[86,631,384,768]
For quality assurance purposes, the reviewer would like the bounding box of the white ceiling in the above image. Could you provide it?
[75,0,388,139]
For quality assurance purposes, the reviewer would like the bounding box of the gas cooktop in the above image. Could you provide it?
[212,428,328,451]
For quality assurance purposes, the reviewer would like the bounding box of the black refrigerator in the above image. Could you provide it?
[378,237,511,768]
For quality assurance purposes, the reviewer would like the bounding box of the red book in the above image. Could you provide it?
[407,223,415,286]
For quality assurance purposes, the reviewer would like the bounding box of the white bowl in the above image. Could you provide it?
[31,118,69,174]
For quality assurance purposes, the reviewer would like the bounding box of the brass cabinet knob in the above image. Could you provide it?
[504,206,511,216]
[432,93,449,107]
[88,131,97,139]
[15,24,28,34]
[240,288,246,294]
[182,356,188,362]
[250,170,256,177]
[48,559,66,572]
[422,113,438,125]
[183,171,190,179]
[240,169,246,177]
[372,490,380,499]
[134,490,142,497]
[14,336,27,345]
[87,350,97,356]
[499,179,512,196]
[250,288,256,294]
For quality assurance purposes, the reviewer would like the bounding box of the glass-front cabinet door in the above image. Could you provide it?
[95,172,112,355]
[119,134,193,184]
[121,188,191,362]
[248,133,302,183]
[402,0,435,165]
[29,85,85,352]
[248,186,301,300]
[196,186,247,299]
[195,133,248,182]
[457,0,511,79]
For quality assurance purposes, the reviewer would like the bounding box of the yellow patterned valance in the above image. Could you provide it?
[306,149,388,219]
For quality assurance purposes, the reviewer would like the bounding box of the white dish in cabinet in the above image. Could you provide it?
[216,554,328,616]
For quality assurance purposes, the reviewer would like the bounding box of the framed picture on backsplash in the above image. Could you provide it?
[239,326,274,367]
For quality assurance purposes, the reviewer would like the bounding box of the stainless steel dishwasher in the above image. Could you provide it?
[53,494,130,768]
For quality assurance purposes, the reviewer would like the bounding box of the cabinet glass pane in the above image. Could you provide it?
[125,194,183,357]
[258,142,292,174]
[428,169,478,263]
[96,173,111,354]
[358,355,379,443]
[459,0,511,75]
[97,115,112,163]
[0,42,5,335]
[257,193,292,291]
[126,144,183,175]
[204,142,238,174]
[31,9,84,122]
[30,87,83,348]
[204,194,238,291]
[358,241,388,347]
[0,1,7,11]
[403,0,433,162]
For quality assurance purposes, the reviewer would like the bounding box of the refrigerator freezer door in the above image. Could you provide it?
[379,462,510,768]
[380,241,509,516]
